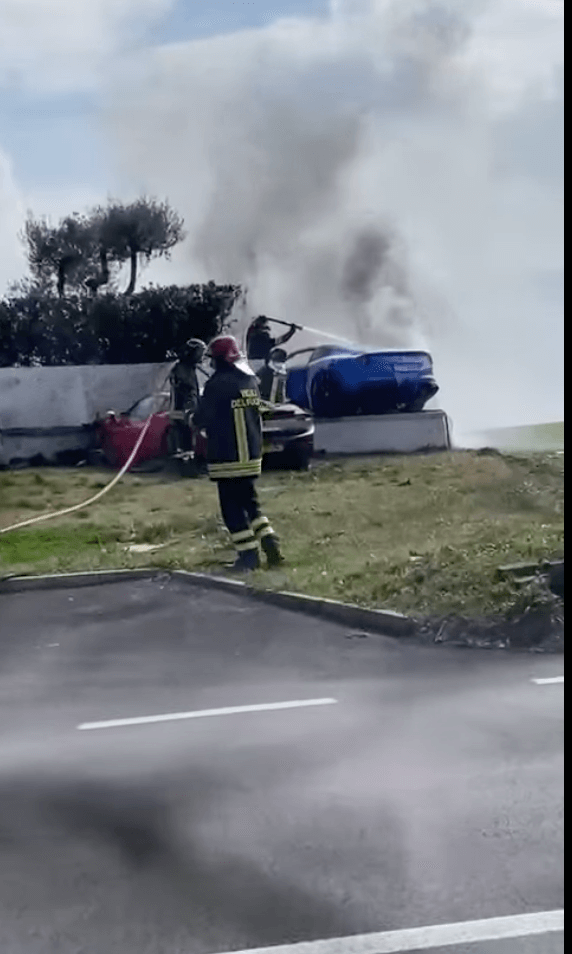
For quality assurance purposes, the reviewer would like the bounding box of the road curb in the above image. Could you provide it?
[0,568,164,593]
[496,560,564,600]
[0,567,416,638]
[172,571,416,638]
[496,559,564,580]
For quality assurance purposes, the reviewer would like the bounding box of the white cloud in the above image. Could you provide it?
[0,0,172,93]
[0,153,110,295]
[20,185,109,222]
[0,0,175,290]
[465,0,564,105]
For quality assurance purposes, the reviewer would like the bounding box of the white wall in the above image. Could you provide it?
[0,363,172,429]
[0,363,172,465]
[313,410,451,455]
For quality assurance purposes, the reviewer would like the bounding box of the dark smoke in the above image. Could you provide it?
[196,98,364,288]
[341,228,392,304]
[339,225,416,344]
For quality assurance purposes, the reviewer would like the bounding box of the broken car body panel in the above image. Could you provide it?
[95,392,314,472]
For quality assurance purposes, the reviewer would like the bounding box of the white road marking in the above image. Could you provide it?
[77,697,338,731]
[532,676,564,685]
[211,909,564,954]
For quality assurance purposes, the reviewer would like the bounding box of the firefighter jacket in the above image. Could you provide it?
[246,327,275,361]
[192,365,263,479]
[170,360,200,414]
[246,325,297,361]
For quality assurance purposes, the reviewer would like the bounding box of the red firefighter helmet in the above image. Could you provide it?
[207,335,242,364]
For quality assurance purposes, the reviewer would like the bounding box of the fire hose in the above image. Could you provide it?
[257,316,357,346]
[1,319,352,536]
[0,363,176,536]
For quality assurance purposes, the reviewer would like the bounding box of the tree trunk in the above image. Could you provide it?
[86,248,111,296]
[125,248,138,295]
[100,246,110,285]
[57,260,67,298]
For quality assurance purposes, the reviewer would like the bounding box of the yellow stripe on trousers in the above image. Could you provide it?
[251,516,274,539]
[235,538,259,552]
[232,528,255,544]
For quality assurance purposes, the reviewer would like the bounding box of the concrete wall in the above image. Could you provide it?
[0,363,171,465]
[313,410,451,455]
[1,430,94,467]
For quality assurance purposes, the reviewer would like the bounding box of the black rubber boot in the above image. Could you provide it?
[195,455,209,476]
[261,534,285,569]
[228,549,261,573]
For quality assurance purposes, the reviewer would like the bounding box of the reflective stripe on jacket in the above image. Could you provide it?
[258,366,286,404]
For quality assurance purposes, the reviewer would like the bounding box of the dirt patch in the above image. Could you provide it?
[418,594,564,653]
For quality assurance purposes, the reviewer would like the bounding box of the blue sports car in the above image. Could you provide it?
[285,345,439,418]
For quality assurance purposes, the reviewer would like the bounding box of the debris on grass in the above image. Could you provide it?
[419,574,564,652]
[124,543,173,554]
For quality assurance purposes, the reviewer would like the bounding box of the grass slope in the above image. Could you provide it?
[0,451,564,618]
[473,421,564,453]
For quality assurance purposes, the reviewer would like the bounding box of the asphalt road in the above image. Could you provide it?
[0,578,564,954]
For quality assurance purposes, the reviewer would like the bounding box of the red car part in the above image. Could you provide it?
[96,412,171,470]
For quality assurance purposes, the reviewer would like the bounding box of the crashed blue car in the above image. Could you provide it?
[285,345,439,418]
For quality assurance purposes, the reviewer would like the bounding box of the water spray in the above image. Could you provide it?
[263,316,357,347]
[234,301,358,351]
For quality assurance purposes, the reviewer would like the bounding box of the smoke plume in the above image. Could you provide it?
[102,0,563,430]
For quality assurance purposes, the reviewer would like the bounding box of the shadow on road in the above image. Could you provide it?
[0,753,365,951]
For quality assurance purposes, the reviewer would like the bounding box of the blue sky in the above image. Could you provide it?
[0,1,327,198]
[0,90,103,193]
[153,0,328,42]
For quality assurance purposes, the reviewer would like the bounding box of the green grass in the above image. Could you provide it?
[0,524,116,566]
[0,451,564,617]
[476,421,564,453]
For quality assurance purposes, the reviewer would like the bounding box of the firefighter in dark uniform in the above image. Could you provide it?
[192,335,285,572]
[258,347,288,404]
[169,338,206,453]
[246,316,298,374]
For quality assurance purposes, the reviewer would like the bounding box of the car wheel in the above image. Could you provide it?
[311,372,347,418]
[286,446,311,471]
[276,447,312,471]
[405,389,431,413]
